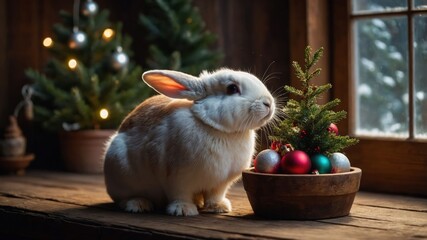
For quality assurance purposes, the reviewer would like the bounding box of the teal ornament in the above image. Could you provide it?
[310,154,332,174]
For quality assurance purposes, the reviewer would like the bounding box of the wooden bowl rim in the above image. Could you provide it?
[242,167,361,177]
[0,154,35,163]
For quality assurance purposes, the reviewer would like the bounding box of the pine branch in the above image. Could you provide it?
[271,46,358,155]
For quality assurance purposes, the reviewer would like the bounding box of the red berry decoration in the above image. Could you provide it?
[328,123,339,135]
[300,130,308,138]
[280,150,311,174]
[270,141,282,152]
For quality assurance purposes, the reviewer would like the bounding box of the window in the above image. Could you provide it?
[352,0,427,139]
[331,0,427,196]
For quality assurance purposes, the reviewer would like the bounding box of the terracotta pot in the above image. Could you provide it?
[242,167,362,220]
[59,130,115,174]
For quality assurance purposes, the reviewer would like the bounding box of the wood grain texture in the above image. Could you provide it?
[0,171,426,239]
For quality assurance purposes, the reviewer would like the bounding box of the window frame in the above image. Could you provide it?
[331,0,427,196]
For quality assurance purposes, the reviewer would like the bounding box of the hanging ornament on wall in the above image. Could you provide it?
[69,0,87,49]
[81,0,98,17]
[110,46,129,71]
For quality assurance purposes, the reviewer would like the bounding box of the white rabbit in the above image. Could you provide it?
[104,68,275,216]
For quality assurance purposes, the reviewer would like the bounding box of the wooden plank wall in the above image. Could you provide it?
[0,0,291,168]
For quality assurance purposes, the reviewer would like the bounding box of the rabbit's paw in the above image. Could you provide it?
[166,200,199,216]
[120,198,154,213]
[203,198,232,213]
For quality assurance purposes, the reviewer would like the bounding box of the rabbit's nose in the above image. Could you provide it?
[263,101,271,108]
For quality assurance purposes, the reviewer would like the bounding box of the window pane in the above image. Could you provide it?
[414,0,427,9]
[352,0,407,14]
[414,15,427,138]
[354,17,409,138]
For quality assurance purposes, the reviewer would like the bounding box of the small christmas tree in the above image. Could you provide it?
[26,0,153,131]
[271,46,358,156]
[139,0,222,75]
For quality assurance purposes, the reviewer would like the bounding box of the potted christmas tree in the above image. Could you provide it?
[26,0,153,173]
[242,46,361,220]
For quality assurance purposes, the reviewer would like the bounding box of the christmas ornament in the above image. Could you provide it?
[69,0,88,49]
[69,29,87,49]
[310,154,332,174]
[329,152,351,173]
[254,149,281,173]
[328,123,339,135]
[280,150,311,174]
[81,0,98,16]
[110,46,129,71]
[13,85,34,121]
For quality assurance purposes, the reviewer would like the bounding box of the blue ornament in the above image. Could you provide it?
[310,154,332,174]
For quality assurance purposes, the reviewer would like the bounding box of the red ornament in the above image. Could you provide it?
[328,123,339,135]
[280,150,311,174]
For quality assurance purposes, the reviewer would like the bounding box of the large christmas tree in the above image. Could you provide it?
[26,0,153,131]
[139,0,222,75]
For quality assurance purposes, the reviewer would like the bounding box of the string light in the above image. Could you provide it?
[43,37,53,47]
[99,108,109,119]
[102,28,114,41]
[68,59,78,70]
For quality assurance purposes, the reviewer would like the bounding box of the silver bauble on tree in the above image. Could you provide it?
[110,46,129,71]
[81,0,98,17]
[69,28,87,49]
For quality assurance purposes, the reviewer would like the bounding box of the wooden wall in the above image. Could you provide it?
[0,0,292,169]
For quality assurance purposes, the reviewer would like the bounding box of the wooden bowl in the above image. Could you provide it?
[0,154,34,175]
[242,167,362,220]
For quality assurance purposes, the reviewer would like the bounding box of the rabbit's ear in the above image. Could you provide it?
[142,70,205,100]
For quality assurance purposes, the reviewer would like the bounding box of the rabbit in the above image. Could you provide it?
[104,68,276,216]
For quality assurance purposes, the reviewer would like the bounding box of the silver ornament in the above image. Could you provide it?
[81,0,98,17]
[254,149,281,173]
[69,29,87,49]
[110,46,129,71]
[329,152,351,173]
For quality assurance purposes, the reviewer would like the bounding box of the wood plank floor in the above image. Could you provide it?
[0,170,426,239]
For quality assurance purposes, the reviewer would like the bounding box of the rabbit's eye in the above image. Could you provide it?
[226,84,240,95]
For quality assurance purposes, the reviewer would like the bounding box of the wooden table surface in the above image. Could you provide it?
[0,170,426,240]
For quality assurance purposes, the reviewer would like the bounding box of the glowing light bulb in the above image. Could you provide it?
[43,37,53,47]
[68,59,77,69]
[99,108,109,119]
[102,28,114,41]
